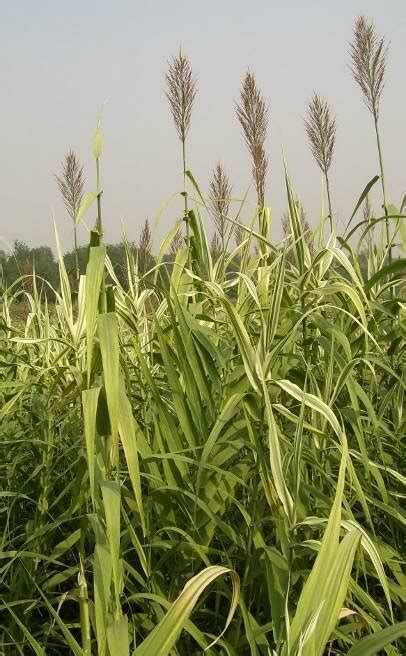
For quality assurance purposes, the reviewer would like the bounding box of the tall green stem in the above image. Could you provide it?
[95,156,107,313]
[73,223,79,281]
[96,157,102,236]
[325,172,333,234]
[374,115,391,266]
[79,553,91,654]
[182,138,191,269]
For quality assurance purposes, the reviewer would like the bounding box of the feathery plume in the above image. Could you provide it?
[170,227,183,258]
[363,195,372,223]
[305,95,336,177]
[350,15,388,118]
[209,163,232,252]
[304,94,336,230]
[55,149,85,280]
[165,49,197,144]
[210,232,222,264]
[55,150,85,222]
[165,49,197,268]
[350,15,391,264]
[236,71,268,208]
[138,219,152,275]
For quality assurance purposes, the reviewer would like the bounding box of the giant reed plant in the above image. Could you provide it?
[304,94,336,232]
[236,70,268,211]
[55,149,85,280]
[350,15,391,263]
[0,166,404,654]
[209,162,232,254]
[166,49,197,268]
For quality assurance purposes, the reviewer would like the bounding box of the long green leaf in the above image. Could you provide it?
[101,480,122,611]
[98,313,120,459]
[135,566,240,655]
[85,245,106,383]
[347,622,406,655]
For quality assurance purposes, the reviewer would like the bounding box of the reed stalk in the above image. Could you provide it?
[350,15,391,265]
[166,49,197,269]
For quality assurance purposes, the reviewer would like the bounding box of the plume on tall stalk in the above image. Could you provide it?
[55,149,85,280]
[304,94,336,232]
[209,162,232,254]
[170,227,183,258]
[209,231,222,263]
[350,15,391,262]
[236,70,268,210]
[165,49,197,266]
[138,219,152,275]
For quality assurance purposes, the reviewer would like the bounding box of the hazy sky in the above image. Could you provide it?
[1,0,405,252]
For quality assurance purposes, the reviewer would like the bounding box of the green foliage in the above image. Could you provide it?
[1,241,161,307]
[0,31,405,647]
[1,240,59,293]
[0,165,404,654]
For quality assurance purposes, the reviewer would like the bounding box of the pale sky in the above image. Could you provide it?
[1,0,405,252]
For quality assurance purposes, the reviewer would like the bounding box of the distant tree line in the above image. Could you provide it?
[0,238,156,299]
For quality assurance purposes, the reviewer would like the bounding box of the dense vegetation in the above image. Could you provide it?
[0,241,152,300]
[0,13,405,656]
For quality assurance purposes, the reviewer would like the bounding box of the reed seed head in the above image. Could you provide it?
[55,149,85,222]
[363,195,373,222]
[170,227,183,257]
[210,231,222,263]
[236,70,268,208]
[138,219,152,274]
[304,94,336,175]
[234,222,244,247]
[165,49,197,144]
[350,15,388,118]
[209,163,232,244]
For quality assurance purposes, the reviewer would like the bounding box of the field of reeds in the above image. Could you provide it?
[0,14,405,656]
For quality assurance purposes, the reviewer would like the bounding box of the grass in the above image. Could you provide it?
[0,14,405,655]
